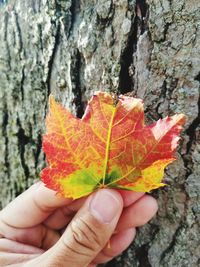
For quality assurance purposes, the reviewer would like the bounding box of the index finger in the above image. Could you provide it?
[0,182,72,228]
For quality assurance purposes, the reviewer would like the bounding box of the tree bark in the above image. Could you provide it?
[0,0,199,266]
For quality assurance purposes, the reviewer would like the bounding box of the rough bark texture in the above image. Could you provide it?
[0,0,199,266]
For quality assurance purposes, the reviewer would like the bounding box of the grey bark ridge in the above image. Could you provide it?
[0,0,199,267]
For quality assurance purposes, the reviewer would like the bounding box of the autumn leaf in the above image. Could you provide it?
[41,92,185,199]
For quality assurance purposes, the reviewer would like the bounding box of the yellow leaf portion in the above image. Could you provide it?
[116,159,174,192]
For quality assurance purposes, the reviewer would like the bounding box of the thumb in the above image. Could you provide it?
[41,189,123,267]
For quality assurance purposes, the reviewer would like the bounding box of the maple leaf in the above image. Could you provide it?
[41,92,185,199]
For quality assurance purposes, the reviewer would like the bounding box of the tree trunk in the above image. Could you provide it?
[0,0,199,266]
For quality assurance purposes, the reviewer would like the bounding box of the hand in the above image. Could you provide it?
[0,182,158,267]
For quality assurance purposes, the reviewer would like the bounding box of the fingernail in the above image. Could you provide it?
[89,190,121,224]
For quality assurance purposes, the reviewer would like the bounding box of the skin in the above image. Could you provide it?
[0,182,158,266]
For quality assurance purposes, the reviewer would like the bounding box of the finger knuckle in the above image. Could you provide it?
[68,216,103,254]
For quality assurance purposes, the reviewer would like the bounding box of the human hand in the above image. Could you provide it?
[0,182,158,267]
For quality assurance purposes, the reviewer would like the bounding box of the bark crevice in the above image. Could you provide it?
[118,11,137,94]
[16,118,30,179]
[159,225,183,264]
[68,0,79,38]
[136,244,151,267]
[2,103,10,177]
[72,49,85,118]
[46,23,61,97]
[20,66,25,101]
[118,0,148,94]
[13,9,23,59]
[3,11,11,70]
[34,132,42,169]
[186,73,200,154]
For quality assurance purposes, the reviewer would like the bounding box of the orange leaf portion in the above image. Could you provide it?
[41,92,185,199]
